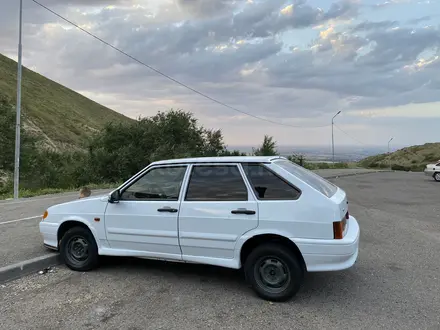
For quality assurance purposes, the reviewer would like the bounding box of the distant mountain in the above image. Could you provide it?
[0,53,133,150]
[359,143,440,171]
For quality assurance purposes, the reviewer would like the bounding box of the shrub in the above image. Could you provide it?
[317,162,330,169]
[333,162,349,169]
[391,164,410,172]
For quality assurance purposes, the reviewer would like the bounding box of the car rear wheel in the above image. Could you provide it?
[434,172,440,182]
[244,243,304,302]
[60,227,99,271]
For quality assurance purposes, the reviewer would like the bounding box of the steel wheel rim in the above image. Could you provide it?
[66,236,89,264]
[435,173,440,180]
[254,256,291,294]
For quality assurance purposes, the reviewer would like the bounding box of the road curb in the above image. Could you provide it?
[0,253,62,284]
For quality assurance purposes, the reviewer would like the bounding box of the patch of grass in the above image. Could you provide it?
[0,53,134,150]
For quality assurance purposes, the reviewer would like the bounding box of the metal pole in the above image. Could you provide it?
[388,137,393,170]
[331,110,341,164]
[332,120,334,163]
[14,0,23,200]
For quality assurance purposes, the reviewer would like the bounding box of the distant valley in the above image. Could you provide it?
[228,145,396,163]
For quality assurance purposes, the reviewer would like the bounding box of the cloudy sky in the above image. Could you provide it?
[1,0,439,149]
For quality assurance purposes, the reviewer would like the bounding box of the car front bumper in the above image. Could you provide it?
[292,216,360,272]
[39,221,60,250]
[424,169,434,176]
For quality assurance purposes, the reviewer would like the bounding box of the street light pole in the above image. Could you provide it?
[14,0,23,199]
[388,137,394,170]
[332,110,341,164]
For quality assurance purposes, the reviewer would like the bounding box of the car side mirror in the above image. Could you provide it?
[108,190,121,203]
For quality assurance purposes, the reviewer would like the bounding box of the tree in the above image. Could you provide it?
[0,95,38,175]
[86,109,228,182]
[220,149,247,156]
[253,135,278,156]
[288,153,305,166]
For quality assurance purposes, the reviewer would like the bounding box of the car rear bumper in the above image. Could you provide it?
[39,221,60,250]
[292,216,360,272]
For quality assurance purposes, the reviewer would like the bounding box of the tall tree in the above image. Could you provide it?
[86,109,228,182]
[0,95,37,174]
[253,135,278,156]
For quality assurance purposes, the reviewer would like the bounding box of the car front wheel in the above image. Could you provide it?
[60,227,99,271]
[244,243,304,302]
[434,172,440,182]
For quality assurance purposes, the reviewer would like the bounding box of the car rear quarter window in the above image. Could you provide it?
[241,164,301,200]
[185,165,248,201]
[273,160,338,198]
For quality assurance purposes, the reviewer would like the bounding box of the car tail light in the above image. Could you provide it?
[333,217,347,239]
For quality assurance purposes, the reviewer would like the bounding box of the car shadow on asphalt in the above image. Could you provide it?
[97,256,360,302]
[298,270,361,301]
[99,256,245,283]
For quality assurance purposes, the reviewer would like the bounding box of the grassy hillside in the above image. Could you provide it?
[359,143,440,171]
[0,53,133,150]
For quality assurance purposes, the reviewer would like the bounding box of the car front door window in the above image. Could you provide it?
[120,166,187,201]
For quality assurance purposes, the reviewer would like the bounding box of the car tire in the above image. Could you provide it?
[434,172,440,182]
[60,227,99,271]
[244,243,304,302]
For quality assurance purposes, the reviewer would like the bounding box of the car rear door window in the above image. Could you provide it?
[242,164,301,200]
[185,165,248,201]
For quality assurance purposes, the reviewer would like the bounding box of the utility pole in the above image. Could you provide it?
[14,0,23,199]
[388,137,393,170]
[331,110,341,164]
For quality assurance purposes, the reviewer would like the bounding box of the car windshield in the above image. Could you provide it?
[273,159,338,198]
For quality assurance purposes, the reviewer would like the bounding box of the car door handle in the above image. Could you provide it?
[157,207,178,213]
[231,209,256,215]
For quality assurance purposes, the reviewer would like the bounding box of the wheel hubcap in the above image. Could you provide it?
[435,173,440,180]
[67,237,89,261]
[255,257,290,294]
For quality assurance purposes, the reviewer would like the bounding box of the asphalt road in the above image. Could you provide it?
[0,171,439,329]
[0,169,377,268]
[0,189,112,267]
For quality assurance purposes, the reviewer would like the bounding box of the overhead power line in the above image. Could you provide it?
[334,124,367,146]
[31,0,331,128]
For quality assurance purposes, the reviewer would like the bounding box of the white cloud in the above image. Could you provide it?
[0,0,439,147]
[280,4,294,16]
[346,102,440,118]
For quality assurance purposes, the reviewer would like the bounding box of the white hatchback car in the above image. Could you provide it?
[40,156,360,301]
[424,161,440,182]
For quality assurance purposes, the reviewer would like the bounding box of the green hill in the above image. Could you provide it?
[359,143,440,171]
[0,53,133,150]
